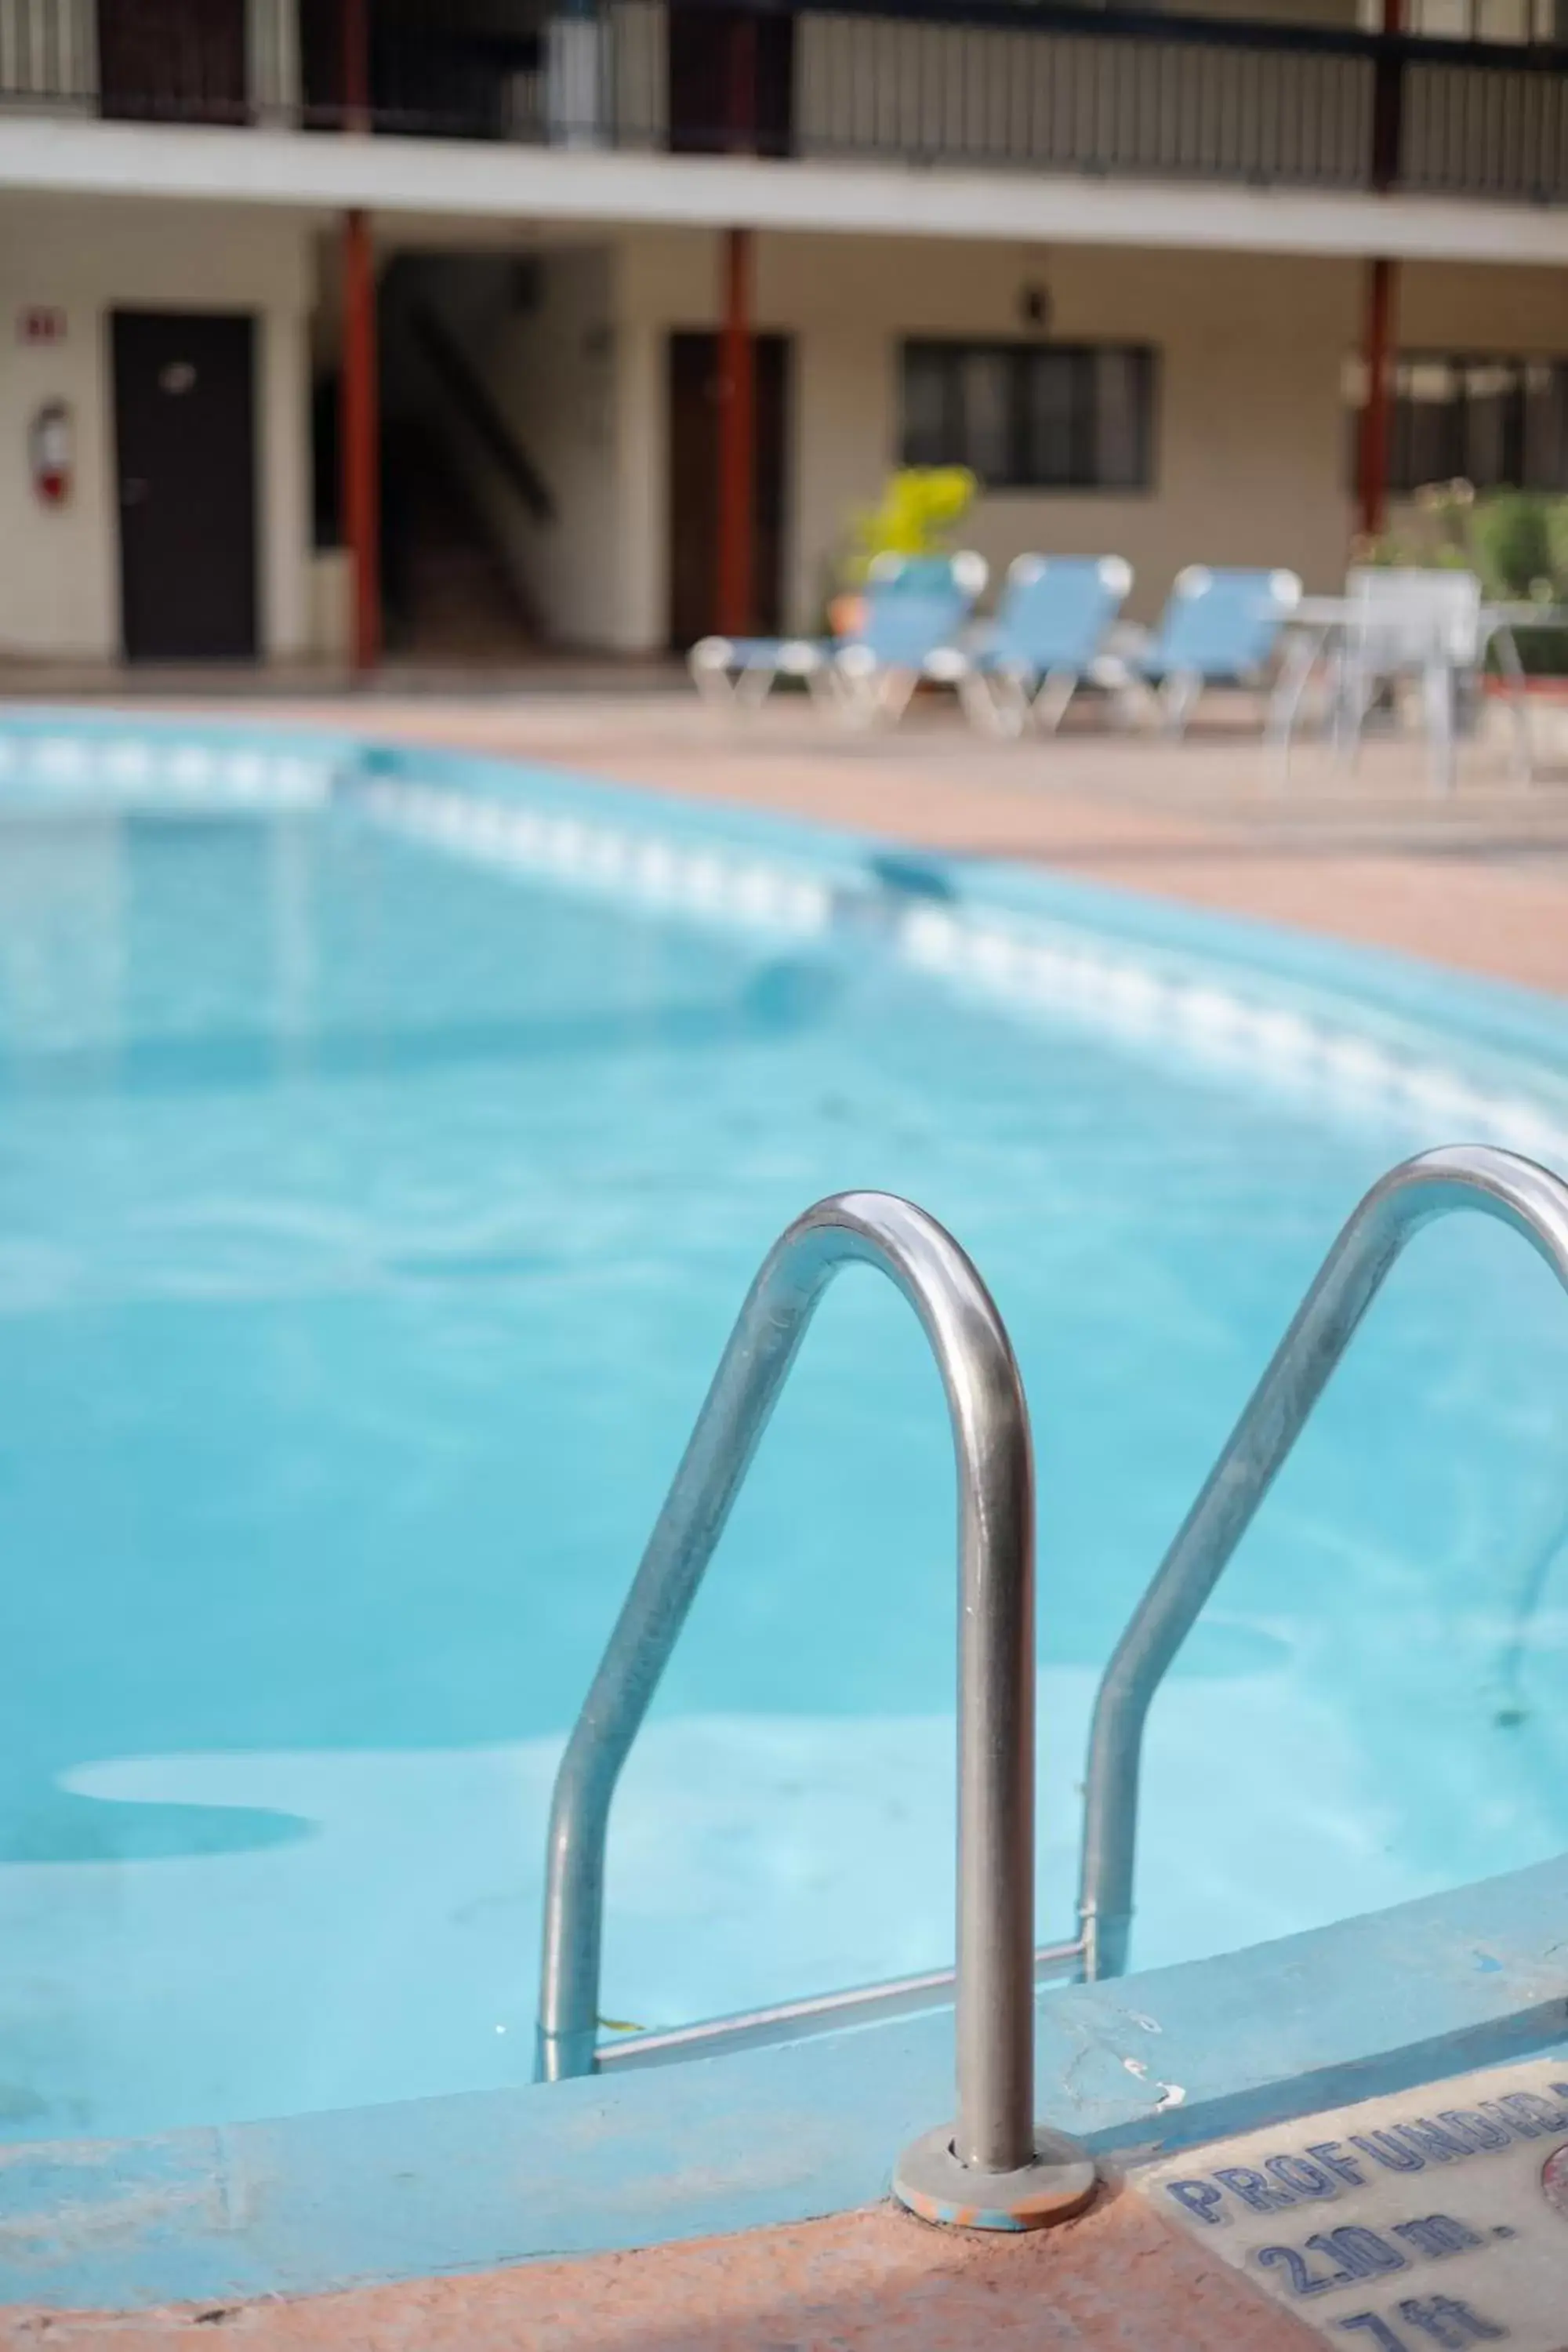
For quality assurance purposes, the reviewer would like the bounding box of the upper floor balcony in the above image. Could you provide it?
[2,0,1566,209]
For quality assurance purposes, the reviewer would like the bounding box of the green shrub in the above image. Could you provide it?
[1360,481,1568,674]
[1470,490,1555,602]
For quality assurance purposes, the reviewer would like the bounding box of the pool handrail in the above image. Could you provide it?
[535,1148,1568,2175]
[592,1930,1087,2073]
[1077,1143,1568,1980]
[535,1189,1074,2201]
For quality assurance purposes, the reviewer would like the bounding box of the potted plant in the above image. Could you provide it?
[825,466,978,638]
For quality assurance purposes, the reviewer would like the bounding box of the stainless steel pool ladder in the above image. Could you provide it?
[535,1191,1061,2202]
[533,1148,1568,2210]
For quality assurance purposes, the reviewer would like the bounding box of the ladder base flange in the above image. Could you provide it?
[892,2122,1098,2232]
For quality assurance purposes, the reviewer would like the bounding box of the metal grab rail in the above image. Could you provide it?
[535,1190,1045,2182]
[532,1145,1568,2229]
[1077,1143,1568,1984]
[590,1930,1087,2074]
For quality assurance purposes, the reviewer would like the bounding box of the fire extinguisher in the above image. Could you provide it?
[29,401,72,507]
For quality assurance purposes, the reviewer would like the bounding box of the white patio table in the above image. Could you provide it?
[1267,590,1568,792]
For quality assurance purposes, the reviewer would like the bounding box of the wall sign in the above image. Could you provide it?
[17,307,67,346]
[1137,2055,1568,2349]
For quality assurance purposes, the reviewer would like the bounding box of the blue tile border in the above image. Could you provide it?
[3,703,1568,1170]
[0,1853,1563,2308]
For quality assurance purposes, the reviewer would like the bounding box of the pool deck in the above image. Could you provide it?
[234,691,1568,998]
[3,689,1567,2350]
[0,2192,1323,2350]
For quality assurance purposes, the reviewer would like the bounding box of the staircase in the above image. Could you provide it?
[382,421,539,663]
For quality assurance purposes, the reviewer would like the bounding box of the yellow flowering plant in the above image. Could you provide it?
[823,466,978,635]
[840,466,978,586]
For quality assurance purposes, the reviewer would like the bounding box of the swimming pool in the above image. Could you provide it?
[2,712,1566,2150]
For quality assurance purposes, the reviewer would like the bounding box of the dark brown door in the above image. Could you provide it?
[112,311,258,662]
[667,332,789,649]
[667,7,794,156]
[99,0,248,124]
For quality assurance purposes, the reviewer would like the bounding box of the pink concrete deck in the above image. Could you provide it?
[0,2183,1323,2349]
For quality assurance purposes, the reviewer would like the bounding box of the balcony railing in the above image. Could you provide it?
[1,0,1566,205]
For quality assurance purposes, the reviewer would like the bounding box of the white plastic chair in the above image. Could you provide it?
[1335,568,1530,789]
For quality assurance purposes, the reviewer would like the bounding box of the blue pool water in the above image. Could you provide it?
[2,722,1568,2146]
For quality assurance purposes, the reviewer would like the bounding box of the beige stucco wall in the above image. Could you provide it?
[610,230,1568,649]
[1394,259,1568,351]
[4,189,1567,663]
[0,196,314,661]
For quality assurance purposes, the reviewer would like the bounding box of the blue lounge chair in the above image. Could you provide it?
[927,554,1132,736]
[688,628,825,710]
[1107,565,1302,734]
[832,551,989,724]
[688,552,987,720]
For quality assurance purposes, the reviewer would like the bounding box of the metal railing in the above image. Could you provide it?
[1076,1141,1568,1982]
[536,1145,1568,2125]
[535,1190,1044,2180]
[1400,45,1568,201]
[4,0,1568,205]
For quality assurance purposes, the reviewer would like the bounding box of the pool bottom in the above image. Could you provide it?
[1,721,1567,2143]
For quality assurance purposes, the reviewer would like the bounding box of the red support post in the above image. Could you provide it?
[1357,254,1397,545]
[342,208,381,676]
[714,226,756,641]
